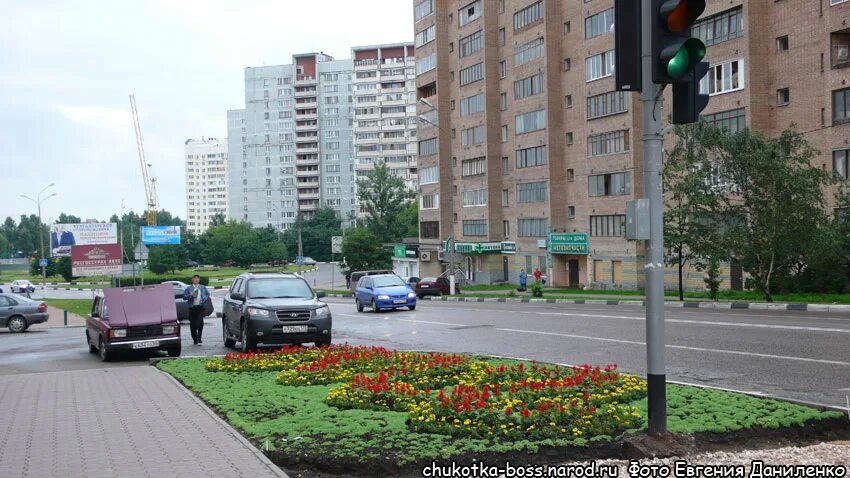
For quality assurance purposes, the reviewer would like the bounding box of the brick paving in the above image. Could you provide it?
[0,366,288,478]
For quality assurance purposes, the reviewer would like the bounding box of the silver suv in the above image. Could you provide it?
[221,272,331,352]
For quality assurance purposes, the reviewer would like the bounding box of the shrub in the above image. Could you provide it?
[531,282,544,298]
[704,258,721,301]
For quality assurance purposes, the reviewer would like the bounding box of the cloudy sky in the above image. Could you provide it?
[0,0,413,224]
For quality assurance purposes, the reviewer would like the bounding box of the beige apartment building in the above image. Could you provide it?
[412,0,850,289]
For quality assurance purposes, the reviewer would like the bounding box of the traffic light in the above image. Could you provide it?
[672,61,709,124]
[614,0,642,92]
[651,0,706,84]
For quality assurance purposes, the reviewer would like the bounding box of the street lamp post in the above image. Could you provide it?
[21,183,57,292]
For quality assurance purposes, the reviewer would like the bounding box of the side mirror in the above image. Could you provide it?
[316,291,327,299]
[230,292,245,301]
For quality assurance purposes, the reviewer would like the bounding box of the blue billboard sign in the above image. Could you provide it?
[141,226,181,245]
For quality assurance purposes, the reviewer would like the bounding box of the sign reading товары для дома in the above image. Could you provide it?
[547,233,589,255]
[50,223,118,257]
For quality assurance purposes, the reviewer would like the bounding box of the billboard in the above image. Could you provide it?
[50,223,118,257]
[71,244,123,276]
[142,226,181,245]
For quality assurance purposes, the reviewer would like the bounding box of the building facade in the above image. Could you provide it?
[185,137,228,235]
[412,0,850,289]
[227,53,357,229]
[351,43,420,219]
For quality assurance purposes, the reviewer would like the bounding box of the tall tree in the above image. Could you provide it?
[281,207,342,262]
[56,214,82,224]
[356,162,414,242]
[341,227,391,274]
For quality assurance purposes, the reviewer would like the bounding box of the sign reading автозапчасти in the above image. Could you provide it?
[548,233,588,255]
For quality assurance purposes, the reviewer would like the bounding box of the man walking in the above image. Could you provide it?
[183,275,210,345]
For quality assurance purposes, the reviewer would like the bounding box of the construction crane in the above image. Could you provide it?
[129,94,158,226]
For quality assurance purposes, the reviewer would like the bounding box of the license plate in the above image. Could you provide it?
[393,299,406,304]
[420,285,429,288]
[131,340,159,349]
[280,325,308,333]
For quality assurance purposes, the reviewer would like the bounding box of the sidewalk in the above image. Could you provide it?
[0,367,288,478]
[28,306,87,329]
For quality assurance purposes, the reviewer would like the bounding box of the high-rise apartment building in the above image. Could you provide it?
[185,137,228,235]
[351,43,419,217]
[228,53,356,229]
[413,0,850,289]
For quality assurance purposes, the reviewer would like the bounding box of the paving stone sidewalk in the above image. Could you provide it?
[0,367,288,478]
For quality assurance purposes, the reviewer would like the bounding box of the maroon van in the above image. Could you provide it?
[86,284,182,361]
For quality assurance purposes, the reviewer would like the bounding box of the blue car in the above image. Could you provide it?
[355,274,417,313]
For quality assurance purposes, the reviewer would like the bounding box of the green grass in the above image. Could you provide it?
[157,357,843,470]
[45,299,93,317]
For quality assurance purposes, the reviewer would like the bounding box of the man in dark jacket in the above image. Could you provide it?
[183,275,210,345]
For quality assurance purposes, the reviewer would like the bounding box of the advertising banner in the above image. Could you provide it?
[142,226,181,245]
[50,223,118,257]
[71,244,123,276]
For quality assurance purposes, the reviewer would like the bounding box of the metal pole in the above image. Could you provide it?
[331,252,335,292]
[38,202,45,290]
[140,226,144,286]
[640,0,667,435]
[297,214,303,276]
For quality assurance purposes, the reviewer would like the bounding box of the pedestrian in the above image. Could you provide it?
[533,268,543,283]
[518,269,528,292]
[183,275,210,345]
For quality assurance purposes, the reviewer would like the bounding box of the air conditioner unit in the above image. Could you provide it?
[420,251,431,262]
[437,250,446,262]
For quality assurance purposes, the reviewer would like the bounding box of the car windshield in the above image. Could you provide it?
[247,278,313,299]
[373,276,405,288]
[421,277,437,282]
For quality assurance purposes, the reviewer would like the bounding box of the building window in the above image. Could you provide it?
[415,24,436,47]
[459,62,485,86]
[502,189,509,207]
[585,8,614,40]
[776,88,790,106]
[459,0,482,26]
[586,50,616,82]
[700,59,745,95]
[503,220,510,237]
[420,165,439,184]
[460,93,485,116]
[518,218,548,237]
[587,91,629,119]
[499,61,507,79]
[564,58,572,71]
[566,132,574,144]
[565,95,573,108]
[463,188,488,207]
[501,125,508,142]
[420,221,440,239]
[516,145,547,168]
[587,130,629,157]
[514,38,545,66]
[461,126,485,146]
[590,215,626,237]
[459,30,483,57]
[416,53,437,75]
[421,193,439,209]
[776,35,789,52]
[693,7,743,47]
[514,72,545,99]
[517,181,548,203]
[568,206,576,218]
[833,87,850,124]
[419,138,438,156]
[499,28,506,46]
[567,169,575,181]
[588,172,631,197]
[514,1,544,31]
[415,0,434,21]
[702,108,746,133]
[500,93,508,110]
[834,149,849,180]
[515,109,546,134]
[463,219,488,237]
[502,156,509,174]
[461,157,487,177]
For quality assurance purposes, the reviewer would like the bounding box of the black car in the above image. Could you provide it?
[221,272,331,352]
[162,281,213,321]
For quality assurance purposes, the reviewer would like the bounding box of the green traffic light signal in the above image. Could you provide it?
[664,38,706,80]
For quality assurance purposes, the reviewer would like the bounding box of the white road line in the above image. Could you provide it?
[336,313,455,326]
[496,328,850,367]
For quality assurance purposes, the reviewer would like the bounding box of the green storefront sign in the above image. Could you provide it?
[393,245,407,258]
[548,233,589,255]
[453,241,517,254]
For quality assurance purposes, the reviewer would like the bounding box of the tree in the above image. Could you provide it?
[56,214,82,224]
[57,256,74,282]
[281,208,342,262]
[210,212,226,228]
[396,201,420,239]
[341,227,391,274]
[664,121,725,300]
[356,162,414,242]
[147,245,186,274]
[712,127,833,301]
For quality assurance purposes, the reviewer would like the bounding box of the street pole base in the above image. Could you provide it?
[647,373,667,436]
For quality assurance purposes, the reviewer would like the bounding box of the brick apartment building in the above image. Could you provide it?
[412,0,850,289]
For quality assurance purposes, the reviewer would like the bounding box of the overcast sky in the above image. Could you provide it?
[0,0,414,225]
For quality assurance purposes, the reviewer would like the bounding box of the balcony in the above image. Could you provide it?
[295,75,317,85]
[296,169,320,177]
[298,192,320,200]
[381,135,408,144]
[382,122,407,131]
[294,99,317,109]
[354,136,380,145]
[296,157,319,166]
[295,133,318,141]
[380,73,405,82]
[295,146,318,154]
[294,89,317,98]
[354,59,379,69]
[295,123,318,132]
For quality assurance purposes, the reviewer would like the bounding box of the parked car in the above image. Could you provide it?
[348,269,394,294]
[414,277,460,298]
[355,274,416,313]
[86,284,182,362]
[162,280,214,321]
[405,277,421,286]
[10,280,35,294]
[302,257,317,266]
[0,294,48,332]
[186,260,199,268]
[222,271,331,352]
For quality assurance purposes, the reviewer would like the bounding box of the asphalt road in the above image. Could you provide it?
[2,287,848,408]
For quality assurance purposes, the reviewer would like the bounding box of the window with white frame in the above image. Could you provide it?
[518,218,548,237]
[461,125,485,146]
[586,91,629,119]
[517,181,547,203]
[514,38,544,66]
[326,165,340,172]
[516,145,547,168]
[420,165,439,184]
[460,62,484,86]
[420,193,439,209]
[459,1,482,26]
[586,50,616,82]
[415,0,434,21]
[416,53,437,75]
[462,219,487,236]
[590,215,626,237]
[693,7,743,47]
[700,59,745,95]
[463,188,487,207]
[834,148,849,180]
[515,109,546,134]
[585,8,614,40]
[514,1,543,30]
[587,130,629,157]
[415,24,436,47]
[419,137,438,156]
[460,93,485,116]
[514,72,545,99]
[459,30,483,58]
[588,172,631,197]
[461,157,487,177]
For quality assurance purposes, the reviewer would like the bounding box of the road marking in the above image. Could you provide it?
[336,313,455,327]
[496,328,850,367]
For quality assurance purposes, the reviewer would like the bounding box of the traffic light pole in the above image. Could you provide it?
[641,0,667,436]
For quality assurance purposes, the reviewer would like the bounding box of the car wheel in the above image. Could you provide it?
[86,331,97,353]
[315,335,331,347]
[409,305,416,311]
[417,294,423,299]
[240,321,256,353]
[356,299,364,312]
[99,337,111,362]
[222,319,236,348]
[7,315,27,333]
[167,344,182,357]
[371,300,380,313]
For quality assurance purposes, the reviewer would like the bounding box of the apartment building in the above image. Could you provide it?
[351,43,419,219]
[412,0,850,289]
[227,53,356,229]
[185,137,228,235]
